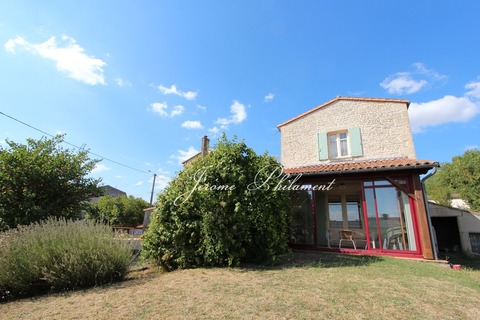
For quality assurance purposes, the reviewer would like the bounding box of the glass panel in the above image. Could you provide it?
[340,136,348,156]
[376,187,406,251]
[399,191,416,251]
[329,134,338,158]
[346,197,362,229]
[315,191,328,246]
[470,233,480,254]
[365,188,380,249]
[328,195,343,229]
[363,181,374,187]
[363,180,418,252]
[374,180,391,186]
[289,190,314,245]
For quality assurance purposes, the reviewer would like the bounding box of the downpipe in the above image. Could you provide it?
[421,166,439,260]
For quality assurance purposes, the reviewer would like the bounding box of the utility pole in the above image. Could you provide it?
[149,173,157,206]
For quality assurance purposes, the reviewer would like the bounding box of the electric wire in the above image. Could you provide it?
[0,110,151,175]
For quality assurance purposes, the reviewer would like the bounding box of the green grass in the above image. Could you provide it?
[1,252,480,319]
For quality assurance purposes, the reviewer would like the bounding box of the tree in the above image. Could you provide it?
[0,135,102,230]
[85,195,149,227]
[426,149,480,211]
[443,149,480,211]
[425,169,451,206]
[142,135,291,270]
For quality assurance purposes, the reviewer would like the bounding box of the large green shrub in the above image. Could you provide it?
[0,135,102,231]
[142,135,290,270]
[0,218,133,300]
[85,195,149,227]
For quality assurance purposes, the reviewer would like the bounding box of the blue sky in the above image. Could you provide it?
[1,1,479,201]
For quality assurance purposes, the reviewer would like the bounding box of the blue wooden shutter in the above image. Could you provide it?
[317,132,328,160]
[349,127,363,157]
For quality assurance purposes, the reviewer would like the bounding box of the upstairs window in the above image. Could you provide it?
[329,132,349,158]
[318,127,363,160]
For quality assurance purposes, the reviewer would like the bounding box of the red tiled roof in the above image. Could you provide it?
[277,96,410,128]
[284,158,439,175]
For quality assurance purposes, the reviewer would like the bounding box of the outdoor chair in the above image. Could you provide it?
[339,229,356,250]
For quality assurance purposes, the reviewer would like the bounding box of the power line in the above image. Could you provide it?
[0,110,151,175]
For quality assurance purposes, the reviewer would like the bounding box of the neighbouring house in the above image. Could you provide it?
[429,201,480,256]
[90,185,127,203]
[182,135,210,166]
[278,96,439,260]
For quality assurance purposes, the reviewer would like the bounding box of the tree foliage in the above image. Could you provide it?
[142,135,291,270]
[424,169,451,206]
[0,135,101,230]
[426,149,480,211]
[85,195,149,227]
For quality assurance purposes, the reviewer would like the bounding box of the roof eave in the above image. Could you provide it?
[285,164,438,176]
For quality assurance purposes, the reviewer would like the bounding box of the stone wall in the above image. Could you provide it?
[279,99,416,168]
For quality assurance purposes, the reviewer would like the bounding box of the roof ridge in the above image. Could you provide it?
[277,96,410,128]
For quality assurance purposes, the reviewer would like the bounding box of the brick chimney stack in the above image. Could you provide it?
[201,135,210,156]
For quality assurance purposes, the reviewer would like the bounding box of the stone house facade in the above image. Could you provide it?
[278,96,439,260]
[279,97,416,168]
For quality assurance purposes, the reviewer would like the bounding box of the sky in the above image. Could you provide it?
[1,1,479,202]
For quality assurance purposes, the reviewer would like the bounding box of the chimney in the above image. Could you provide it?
[201,135,210,156]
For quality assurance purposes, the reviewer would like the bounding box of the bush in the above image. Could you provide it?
[85,195,149,227]
[0,218,133,300]
[142,135,290,270]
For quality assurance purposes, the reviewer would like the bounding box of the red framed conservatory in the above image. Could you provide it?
[285,159,438,259]
[277,97,439,260]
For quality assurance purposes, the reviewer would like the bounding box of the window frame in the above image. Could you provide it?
[328,130,350,159]
[327,193,363,230]
[318,127,363,161]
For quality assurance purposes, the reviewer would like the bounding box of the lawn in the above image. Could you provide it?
[1,252,479,320]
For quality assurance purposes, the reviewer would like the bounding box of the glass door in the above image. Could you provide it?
[363,180,418,252]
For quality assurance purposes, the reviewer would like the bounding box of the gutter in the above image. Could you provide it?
[420,166,439,260]
[286,164,437,176]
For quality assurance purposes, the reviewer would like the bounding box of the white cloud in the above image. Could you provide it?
[158,84,198,100]
[150,102,169,116]
[4,37,27,52]
[208,126,220,134]
[183,91,198,100]
[5,35,106,85]
[181,120,203,129]
[465,81,480,99]
[264,93,275,102]
[381,72,427,94]
[150,103,184,117]
[92,163,111,173]
[115,78,131,87]
[134,181,144,186]
[380,63,446,95]
[208,126,221,138]
[171,105,185,117]
[408,95,480,133]
[171,146,200,164]
[216,100,247,128]
[197,105,207,112]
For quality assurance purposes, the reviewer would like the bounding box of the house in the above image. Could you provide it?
[429,201,480,256]
[90,185,127,203]
[278,96,439,260]
[182,135,210,166]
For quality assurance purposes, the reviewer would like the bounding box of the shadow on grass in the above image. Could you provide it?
[241,251,385,271]
[440,252,480,271]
